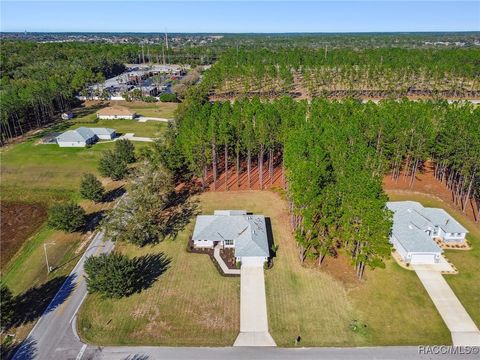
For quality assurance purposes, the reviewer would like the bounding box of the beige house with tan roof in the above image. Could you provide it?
[96,106,136,120]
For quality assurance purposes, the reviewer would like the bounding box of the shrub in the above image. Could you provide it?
[84,253,137,298]
[0,285,15,329]
[48,202,86,232]
[115,139,136,164]
[159,93,177,102]
[80,173,105,202]
[98,150,128,180]
[143,95,158,103]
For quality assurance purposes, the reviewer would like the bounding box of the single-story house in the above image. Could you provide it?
[56,127,116,147]
[96,106,136,120]
[192,210,270,266]
[387,201,468,264]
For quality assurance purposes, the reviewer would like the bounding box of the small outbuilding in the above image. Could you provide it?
[96,106,136,120]
[61,112,74,120]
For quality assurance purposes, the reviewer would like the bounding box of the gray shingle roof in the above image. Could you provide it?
[56,129,92,143]
[55,127,115,143]
[192,211,270,258]
[90,127,115,136]
[420,208,468,233]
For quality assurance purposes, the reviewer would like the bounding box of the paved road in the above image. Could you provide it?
[89,345,480,360]
[12,231,114,360]
[415,269,480,346]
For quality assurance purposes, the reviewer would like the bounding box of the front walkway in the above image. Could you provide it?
[414,268,480,346]
[234,264,276,347]
[213,245,240,275]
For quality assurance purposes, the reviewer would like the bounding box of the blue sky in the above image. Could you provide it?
[1,1,479,33]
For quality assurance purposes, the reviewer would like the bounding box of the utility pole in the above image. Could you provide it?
[141,44,145,64]
[43,242,55,274]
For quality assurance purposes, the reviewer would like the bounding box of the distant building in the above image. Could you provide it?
[56,127,116,147]
[96,106,136,120]
[192,210,270,265]
[387,201,468,264]
[61,112,74,120]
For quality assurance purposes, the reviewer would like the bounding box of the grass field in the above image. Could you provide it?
[77,190,468,347]
[111,101,177,119]
[0,138,151,204]
[386,190,480,329]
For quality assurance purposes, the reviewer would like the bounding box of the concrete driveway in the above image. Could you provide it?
[414,269,480,346]
[234,264,276,346]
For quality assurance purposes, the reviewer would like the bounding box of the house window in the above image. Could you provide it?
[224,239,234,246]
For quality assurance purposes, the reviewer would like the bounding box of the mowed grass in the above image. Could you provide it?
[77,190,456,347]
[387,190,480,329]
[0,139,150,204]
[111,100,177,119]
[79,119,166,138]
[77,193,240,346]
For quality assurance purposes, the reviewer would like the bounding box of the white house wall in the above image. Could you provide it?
[443,232,466,242]
[239,256,267,266]
[97,115,135,120]
[193,239,214,248]
[57,141,87,147]
[390,234,408,261]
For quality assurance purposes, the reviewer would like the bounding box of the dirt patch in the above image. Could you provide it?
[0,202,47,268]
[383,162,479,223]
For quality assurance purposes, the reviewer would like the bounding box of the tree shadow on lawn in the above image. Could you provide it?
[162,189,200,240]
[132,253,171,293]
[7,275,76,331]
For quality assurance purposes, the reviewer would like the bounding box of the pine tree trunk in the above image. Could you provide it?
[236,150,240,189]
[212,142,217,191]
[224,145,228,191]
[247,149,251,189]
[463,168,476,212]
[259,145,264,190]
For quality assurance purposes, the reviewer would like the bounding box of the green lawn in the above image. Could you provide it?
[113,101,177,119]
[0,139,150,204]
[77,190,465,347]
[77,193,240,346]
[387,190,480,329]
[69,118,167,138]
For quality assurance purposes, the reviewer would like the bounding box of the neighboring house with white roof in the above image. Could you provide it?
[56,127,116,147]
[97,106,136,120]
[192,210,270,266]
[387,201,468,264]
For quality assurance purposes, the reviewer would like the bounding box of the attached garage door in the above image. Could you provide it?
[410,254,436,264]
